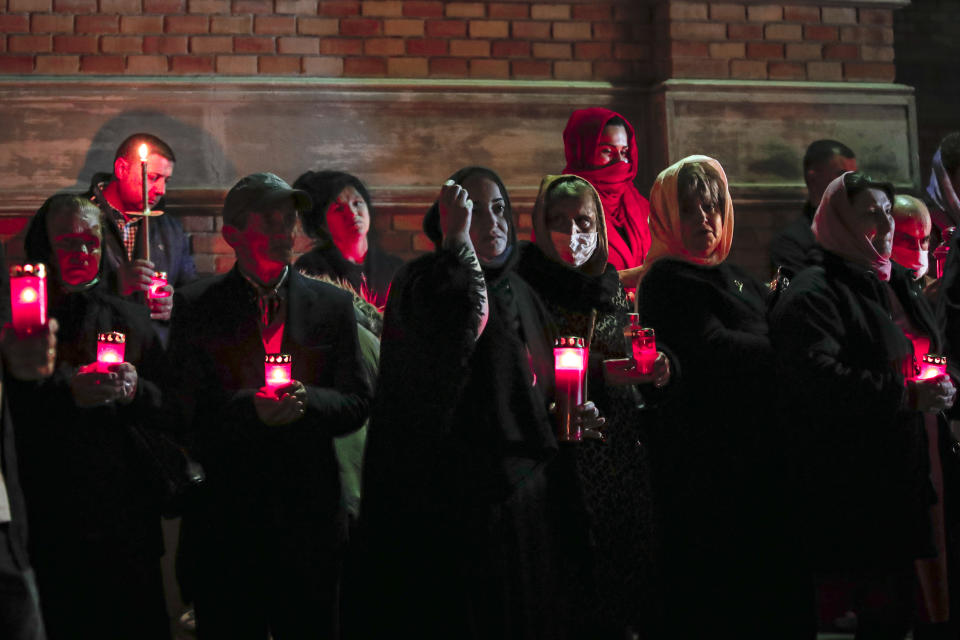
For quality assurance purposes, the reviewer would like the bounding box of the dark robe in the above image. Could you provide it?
[770,200,817,277]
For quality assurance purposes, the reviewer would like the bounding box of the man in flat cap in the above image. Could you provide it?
[166,173,371,638]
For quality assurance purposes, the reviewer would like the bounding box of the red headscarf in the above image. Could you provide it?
[562,107,652,271]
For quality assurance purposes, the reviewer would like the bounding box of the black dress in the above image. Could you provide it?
[295,241,403,309]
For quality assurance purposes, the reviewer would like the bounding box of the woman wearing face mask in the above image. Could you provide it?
[771,172,957,638]
[638,156,806,637]
[293,170,403,308]
[8,194,170,639]
[361,167,599,639]
[562,108,652,280]
[516,174,669,637]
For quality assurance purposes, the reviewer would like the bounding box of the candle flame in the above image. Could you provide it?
[18,287,37,304]
[138,143,148,162]
[555,348,585,371]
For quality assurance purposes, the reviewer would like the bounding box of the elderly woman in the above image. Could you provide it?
[9,194,169,639]
[516,174,668,637]
[361,166,600,639]
[771,172,956,638]
[637,156,802,636]
[562,108,652,276]
[292,170,403,308]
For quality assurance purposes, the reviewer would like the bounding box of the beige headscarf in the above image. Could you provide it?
[641,155,735,279]
[531,174,610,277]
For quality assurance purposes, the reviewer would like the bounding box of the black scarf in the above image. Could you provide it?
[516,241,620,313]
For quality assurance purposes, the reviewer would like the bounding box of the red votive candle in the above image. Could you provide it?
[916,354,948,381]
[148,271,169,299]
[554,336,587,443]
[264,353,292,391]
[97,332,126,372]
[9,264,47,335]
[626,314,657,375]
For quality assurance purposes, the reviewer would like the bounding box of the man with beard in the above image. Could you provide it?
[166,173,371,638]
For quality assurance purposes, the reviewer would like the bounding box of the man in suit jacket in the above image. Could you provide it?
[166,173,371,639]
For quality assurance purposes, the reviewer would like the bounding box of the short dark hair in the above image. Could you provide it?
[843,171,894,204]
[803,139,855,173]
[939,132,960,176]
[677,161,725,214]
[292,170,373,243]
[114,133,176,163]
[604,115,628,130]
[423,166,513,249]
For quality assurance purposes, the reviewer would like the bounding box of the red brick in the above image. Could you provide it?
[449,38,488,57]
[363,36,402,55]
[9,0,51,10]
[9,35,50,52]
[784,5,819,22]
[670,22,726,40]
[672,57,728,78]
[708,42,744,59]
[530,4,568,20]
[75,15,119,34]
[298,18,338,35]
[804,25,837,41]
[746,4,781,22]
[730,59,767,79]
[319,38,361,54]
[344,56,386,75]
[54,36,98,53]
[785,43,821,60]
[234,35,274,53]
[403,1,442,18]
[554,60,591,80]
[80,54,124,72]
[406,38,446,56]
[669,2,707,20]
[319,0,359,15]
[510,58,549,78]
[188,0,229,13]
[445,2,483,18]
[859,8,892,26]
[255,16,297,34]
[31,15,74,33]
[469,19,507,39]
[615,42,649,60]
[215,53,256,73]
[279,35,319,54]
[125,54,167,72]
[822,7,856,24]
[189,35,231,53]
[52,0,95,11]
[768,61,804,79]
[428,56,467,75]
[573,41,609,60]
[746,42,783,59]
[765,23,801,41]
[303,56,342,74]
[728,23,763,40]
[470,57,508,77]
[552,21,590,41]
[339,17,380,36]
[806,60,841,81]
[386,55,427,76]
[823,44,858,60]
[122,16,164,33]
[709,3,743,21]
[144,0,182,11]
[491,39,528,57]
[861,44,893,62]
[490,2,528,19]
[36,54,79,72]
[99,0,140,13]
[425,19,465,38]
[143,35,187,53]
[361,0,400,15]
[571,3,610,20]
[276,0,316,12]
[231,0,271,12]
[210,16,251,34]
[592,21,628,41]
[840,26,893,45]
[102,36,143,53]
[0,55,33,72]
[0,16,29,33]
[258,55,300,73]
[671,40,708,57]
[170,54,213,73]
[165,16,209,34]
[844,61,894,81]
[384,18,423,36]
[594,60,633,81]
[532,42,569,59]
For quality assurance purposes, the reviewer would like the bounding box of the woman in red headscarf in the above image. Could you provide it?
[562,108,652,279]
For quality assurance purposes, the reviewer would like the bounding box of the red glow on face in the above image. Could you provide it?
[10,265,47,333]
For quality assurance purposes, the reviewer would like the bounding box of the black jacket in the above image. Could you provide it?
[769,201,817,277]
[770,252,935,570]
[295,241,403,309]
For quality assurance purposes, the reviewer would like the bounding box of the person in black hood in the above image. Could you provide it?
[360,166,601,640]
[10,194,170,639]
[292,170,403,309]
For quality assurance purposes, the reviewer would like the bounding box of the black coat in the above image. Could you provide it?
[769,201,817,277]
[295,241,403,309]
[770,252,935,570]
[166,266,370,564]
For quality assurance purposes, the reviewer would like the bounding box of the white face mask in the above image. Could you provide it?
[891,246,928,280]
[550,229,598,267]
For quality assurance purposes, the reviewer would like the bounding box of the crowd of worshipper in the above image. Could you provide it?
[3,109,960,640]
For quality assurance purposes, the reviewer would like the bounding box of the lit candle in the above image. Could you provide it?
[264,353,292,391]
[138,143,151,262]
[934,227,955,279]
[916,354,948,381]
[554,336,587,443]
[96,331,126,372]
[148,271,169,299]
[9,263,47,335]
[625,314,657,375]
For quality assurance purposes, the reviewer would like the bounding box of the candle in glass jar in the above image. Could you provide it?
[97,332,126,372]
[9,263,47,334]
[264,353,292,391]
[554,336,587,443]
[148,271,169,299]
[916,354,948,380]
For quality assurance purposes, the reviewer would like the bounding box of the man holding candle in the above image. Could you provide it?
[85,133,197,345]
[166,172,370,638]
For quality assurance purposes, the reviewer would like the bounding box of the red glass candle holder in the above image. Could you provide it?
[264,353,292,391]
[934,227,955,279]
[554,336,587,443]
[624,313,657,375]
[97,331,126,372]
[9,263,47,335]
[148,271,169,299]
[916,354,948,381]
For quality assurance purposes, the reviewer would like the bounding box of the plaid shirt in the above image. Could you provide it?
[90,180,140,261]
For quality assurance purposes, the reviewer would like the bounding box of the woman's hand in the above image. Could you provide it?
[651,351,670,388]
[439,179,473,250]
[577,401,606,441]
[71,362,125,408]
[908,374,957,413]
[602,351,671,388]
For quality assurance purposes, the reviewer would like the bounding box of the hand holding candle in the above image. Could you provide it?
[256,354,306,425]
[97,331,126,372]
[264,353,292,391]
